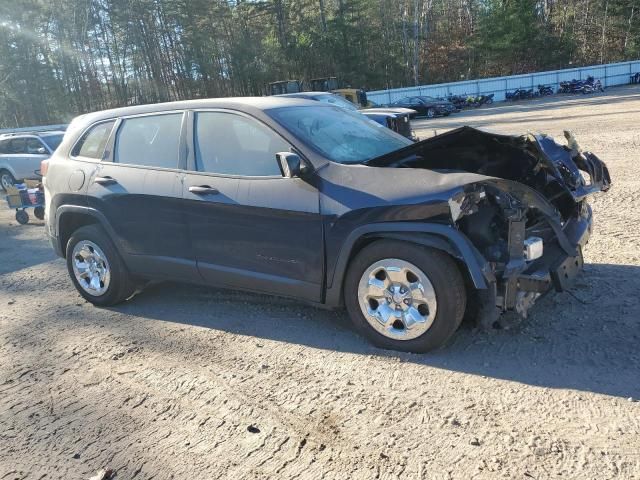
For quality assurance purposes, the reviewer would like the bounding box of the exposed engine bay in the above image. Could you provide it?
[367,127,612,324]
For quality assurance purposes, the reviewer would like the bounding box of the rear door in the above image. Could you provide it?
[85,112,197,281]
[183,109,323,301]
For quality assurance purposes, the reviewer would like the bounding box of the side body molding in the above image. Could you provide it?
[324,222,491,307]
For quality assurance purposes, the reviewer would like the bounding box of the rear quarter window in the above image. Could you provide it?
[72,121,116,159]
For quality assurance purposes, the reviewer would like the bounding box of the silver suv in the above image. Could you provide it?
[0,131,65,190]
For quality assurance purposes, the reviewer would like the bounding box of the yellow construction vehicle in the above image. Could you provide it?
[333,88,369,108]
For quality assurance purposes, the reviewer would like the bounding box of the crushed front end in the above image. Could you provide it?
[451,181,597,325]
[443,130,611,323]
[367,126,611,323]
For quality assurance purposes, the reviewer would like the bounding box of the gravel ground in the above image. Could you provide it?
[1,86,639,479]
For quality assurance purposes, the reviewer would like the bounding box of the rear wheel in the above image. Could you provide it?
[15,210,29,225]
[66,224,135,306]
[1,170,15,191]
[344,241,466,353]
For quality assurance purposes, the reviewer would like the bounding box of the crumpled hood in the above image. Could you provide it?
[318,160,561,221]
[318,161,497,214]
[364,126,611,204]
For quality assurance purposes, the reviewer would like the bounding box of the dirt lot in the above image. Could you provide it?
[1,86,639,480]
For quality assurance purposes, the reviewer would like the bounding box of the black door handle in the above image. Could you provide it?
[189,185,220,195]
[94,176,117,186]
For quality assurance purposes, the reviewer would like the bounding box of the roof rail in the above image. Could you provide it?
[0,124,68,136]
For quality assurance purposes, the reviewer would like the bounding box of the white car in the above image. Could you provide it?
[0,131,65,190]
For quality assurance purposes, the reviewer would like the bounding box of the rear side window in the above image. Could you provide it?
[194,112,290,176]
[0,140,10,154]
[8,138,27,154]
[115,113,183,168]
[72,121,115,159]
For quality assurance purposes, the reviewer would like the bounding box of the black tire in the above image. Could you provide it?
[15,210,29,225]
[34,206,45,220]
[1,170,15,191]
[65,224,135,306]
[344,240,466,353]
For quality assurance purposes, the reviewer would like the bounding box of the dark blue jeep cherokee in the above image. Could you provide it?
[43,97,610,352]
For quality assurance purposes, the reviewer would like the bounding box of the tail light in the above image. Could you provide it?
[40,159,49,177]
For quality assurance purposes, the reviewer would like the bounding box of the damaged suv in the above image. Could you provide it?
[43,98,610,352]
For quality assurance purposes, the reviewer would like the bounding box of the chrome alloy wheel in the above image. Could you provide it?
[71,240,111,296]
[357,259,437,340]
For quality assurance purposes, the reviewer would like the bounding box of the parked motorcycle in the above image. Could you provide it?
[506,88,534,101]
[477,93,494,105]
[581,77,604,94]
[538,84,554,96]
[446,94,468,109]
[559,76,604,94]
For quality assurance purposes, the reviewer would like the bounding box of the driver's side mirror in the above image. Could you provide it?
[36,147,47,155]
[276,152,302,178]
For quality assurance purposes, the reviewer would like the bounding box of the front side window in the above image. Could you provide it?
[72,121,116,159]
[115,113,183,168]
[25,138,45,154]
[194,112,290,176]
[268,105,411,164]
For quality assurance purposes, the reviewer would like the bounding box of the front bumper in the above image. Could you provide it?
[496,203,593,316]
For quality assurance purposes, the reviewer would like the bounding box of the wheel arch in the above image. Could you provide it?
[56,206,119,258]
[324,222,492,307]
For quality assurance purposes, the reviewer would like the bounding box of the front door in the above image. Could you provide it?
[183,110,323,301]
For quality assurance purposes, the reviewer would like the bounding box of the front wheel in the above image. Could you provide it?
[426,108,435,118]
[344,241,466,353]
[66,224,135,306]
[34,206,45,220]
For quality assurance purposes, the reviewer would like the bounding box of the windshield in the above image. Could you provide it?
[41,134,64,151]
[315,94,359,111]
[269,106,412,164]
[420,96,436,102]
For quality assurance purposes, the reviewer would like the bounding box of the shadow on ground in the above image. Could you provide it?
[0,219,52,275]
[110,262,640,399]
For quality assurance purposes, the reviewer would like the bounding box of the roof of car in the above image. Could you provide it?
[74,96,326,126]
[0,130,66,140]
